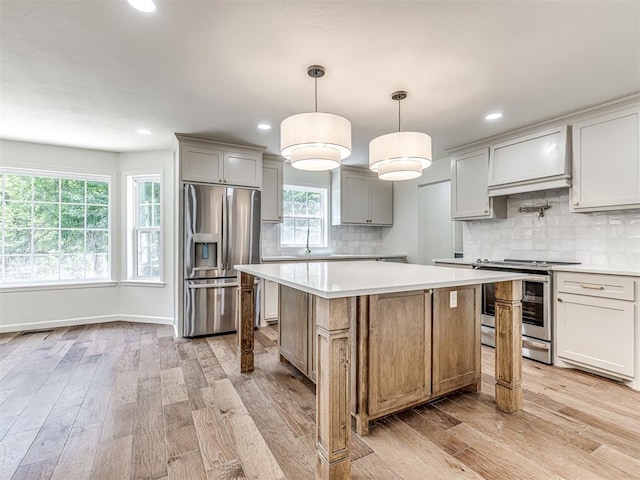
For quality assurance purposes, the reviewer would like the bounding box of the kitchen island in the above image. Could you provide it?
[235,261,527,480]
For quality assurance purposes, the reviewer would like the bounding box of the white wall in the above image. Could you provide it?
[262,164,386,257]
[118,150,175,324]
[382,157,452,264]
[464,189,640,268]
[0,140,175,332]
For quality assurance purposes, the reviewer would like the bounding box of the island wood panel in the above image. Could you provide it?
[432,285,482,396]
[315,297,352,480]
[238,272,255,373]
[278,285,309,375]
[494,280,523,413]
[367,290,432,419]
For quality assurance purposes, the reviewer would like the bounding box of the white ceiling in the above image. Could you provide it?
[1,1,639,166]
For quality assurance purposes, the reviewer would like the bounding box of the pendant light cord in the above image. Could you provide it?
[314,76,318,112]
[398,98,401,132]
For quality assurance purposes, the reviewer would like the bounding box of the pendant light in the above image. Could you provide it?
[369,91,432,181]
[281,65,351,171]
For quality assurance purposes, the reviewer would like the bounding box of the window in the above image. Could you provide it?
[127,175,161,280]
[280,185,328,248]
[0,170,111,284]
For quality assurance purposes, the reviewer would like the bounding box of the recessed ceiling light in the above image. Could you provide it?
[257,123,271,131]
[485,112,503,121]
[136,128,152,135]
[128,0,156,13]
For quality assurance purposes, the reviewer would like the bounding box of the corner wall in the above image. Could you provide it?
[381,157,451,264]
[0,140,175,332]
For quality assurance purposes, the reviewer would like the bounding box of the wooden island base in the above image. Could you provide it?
[237,268,523,480]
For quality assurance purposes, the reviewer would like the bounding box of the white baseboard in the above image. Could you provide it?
[0,314,175,333]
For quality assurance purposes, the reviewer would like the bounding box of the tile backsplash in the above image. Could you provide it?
[463,189,640,267]
[261,223,385,257]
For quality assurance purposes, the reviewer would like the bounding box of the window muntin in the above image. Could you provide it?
[280,185,328,248]
[133,175,161,280]
[0,170,110,284]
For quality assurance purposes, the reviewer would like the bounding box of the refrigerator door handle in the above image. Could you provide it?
[225,188,233,272]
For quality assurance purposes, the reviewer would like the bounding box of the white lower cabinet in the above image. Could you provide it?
[261,279,279,325]
[555,272,636,379]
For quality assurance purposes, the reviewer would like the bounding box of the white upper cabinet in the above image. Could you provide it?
[223,152,262,188]
[177,135,264,188]
[261,156,283,223]
[181,144,223,184]
[331,167,393,226]
[488,125,570,196]
[451,149,506,220]
[571,107,640,212]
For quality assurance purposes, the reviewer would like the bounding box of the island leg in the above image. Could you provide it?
[494,280,523,413]
[238,272,255,373]
[315,297,351,480]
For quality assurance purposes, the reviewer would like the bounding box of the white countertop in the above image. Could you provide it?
[261,253,407,262]
[236,261,527,299]
[552,264,640,277]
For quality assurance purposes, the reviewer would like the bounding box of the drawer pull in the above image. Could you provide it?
[580,284,605,290]
[557,298,563,302]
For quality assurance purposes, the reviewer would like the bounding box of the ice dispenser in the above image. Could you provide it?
[188,233,220,276]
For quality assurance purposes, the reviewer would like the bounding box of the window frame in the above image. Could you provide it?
[279,184,329,249]
[125,172,163,283]
[0,167,112,286]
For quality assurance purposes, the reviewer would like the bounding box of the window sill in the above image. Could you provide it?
[0,280,118,293]
[120,280,166,288]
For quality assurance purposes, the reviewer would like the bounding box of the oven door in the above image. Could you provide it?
[521,274,551,341]
[481,274,551,342]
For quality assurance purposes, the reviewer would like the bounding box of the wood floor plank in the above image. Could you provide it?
[351,452,401,480]
[100,401,135,443]
[361,416,483,480]
[167,449,207,480]
[90,434,133,480]
[50,423,101,480]
[192,406,246,478]
[20,404,80,465]
[214,378,286,480]
[590,444,640,478]
[161,366,189,406]
[434,393,630,480]
[396,408,469,456]
[11,458,57,480]
[7,381,67,435]
[206,337,251,384]
[163,400,200,460]
[0,428,39,479]
[448,422,564,480]
[192,338,227,385]
[234,379,315,479]
[132,377,166,480]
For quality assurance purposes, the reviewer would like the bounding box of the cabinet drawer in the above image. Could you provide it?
[555,272,635,301]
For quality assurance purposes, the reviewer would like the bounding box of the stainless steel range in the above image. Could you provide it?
[472,258,580,364]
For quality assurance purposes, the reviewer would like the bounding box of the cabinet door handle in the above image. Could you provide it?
[557,297,563,302]
[580,284,604,290]
[219,178,223,183]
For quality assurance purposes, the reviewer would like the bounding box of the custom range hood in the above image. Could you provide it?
[487,125,571,197]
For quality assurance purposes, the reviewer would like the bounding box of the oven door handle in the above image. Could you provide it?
[524,274,550,282]
[522,338,550,351]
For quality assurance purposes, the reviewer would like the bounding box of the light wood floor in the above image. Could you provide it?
[1,321,639,480]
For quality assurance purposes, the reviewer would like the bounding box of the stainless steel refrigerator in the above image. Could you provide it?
[183,183,260,337]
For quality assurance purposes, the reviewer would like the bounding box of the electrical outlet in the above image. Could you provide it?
[450,291,457,308]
